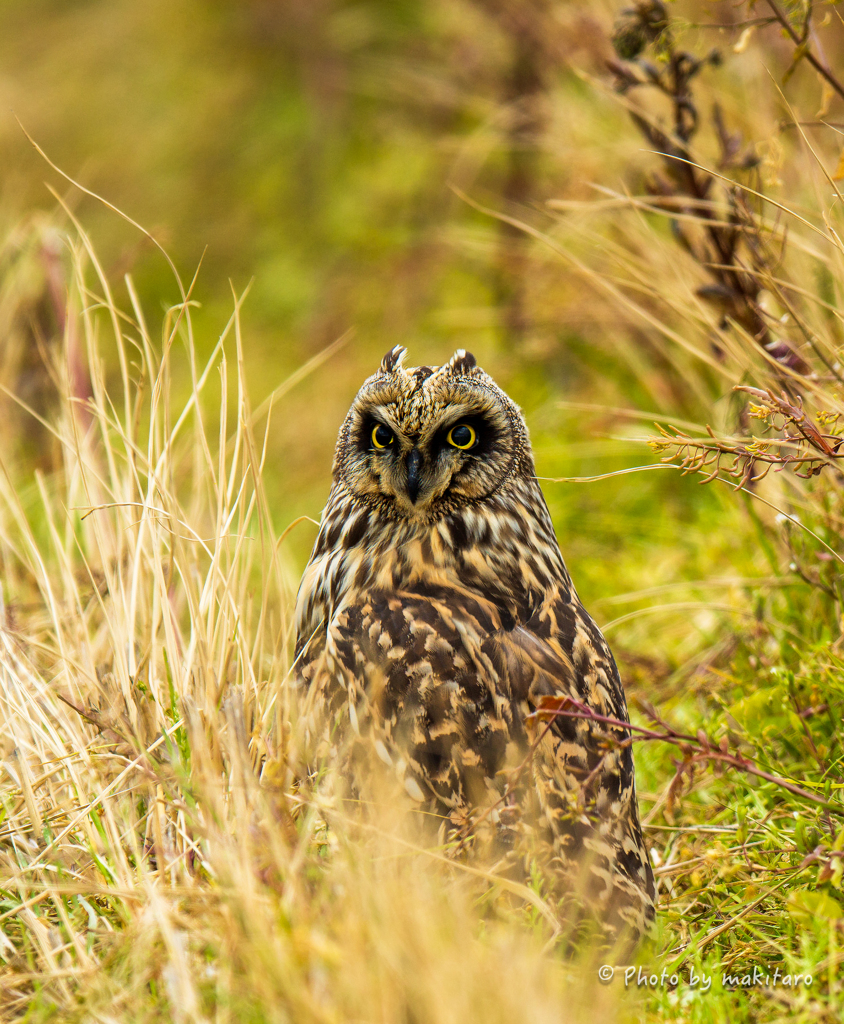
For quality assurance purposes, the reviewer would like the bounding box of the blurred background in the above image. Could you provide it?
[0,0,841,672]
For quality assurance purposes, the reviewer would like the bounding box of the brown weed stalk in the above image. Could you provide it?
[527,694,842,816]
[608,1,808,370]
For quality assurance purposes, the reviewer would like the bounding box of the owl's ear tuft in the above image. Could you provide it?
[447,349,477,374]
[380,345,408,373]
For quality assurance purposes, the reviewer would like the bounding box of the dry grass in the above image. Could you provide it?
[0,220,630,1023]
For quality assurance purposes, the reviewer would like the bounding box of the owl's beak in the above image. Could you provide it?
[405,448,422,504]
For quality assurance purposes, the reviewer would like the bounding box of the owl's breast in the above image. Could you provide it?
[319,585,530,801]
[293,485,574,692]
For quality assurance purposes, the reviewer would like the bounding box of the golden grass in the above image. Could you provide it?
[0,221,636,1023]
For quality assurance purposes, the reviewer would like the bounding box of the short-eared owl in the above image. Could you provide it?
[294,346,655,946]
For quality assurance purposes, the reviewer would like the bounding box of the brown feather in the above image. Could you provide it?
[294,349,655,950]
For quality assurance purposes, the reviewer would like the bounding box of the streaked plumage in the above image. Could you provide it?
[294,346,655,947]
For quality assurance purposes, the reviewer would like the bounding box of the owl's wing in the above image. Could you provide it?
[300,584,630,808]
[493,598,655,941]
[300,585,654,942]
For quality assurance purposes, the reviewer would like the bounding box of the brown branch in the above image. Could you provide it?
[607,1,818,377]
[763,0,844,103]
[526,695,843,814]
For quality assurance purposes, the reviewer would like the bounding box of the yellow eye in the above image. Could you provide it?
[371,423,394,449]
[447,423,477,450]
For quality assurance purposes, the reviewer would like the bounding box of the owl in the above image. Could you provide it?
[294,346,655,949]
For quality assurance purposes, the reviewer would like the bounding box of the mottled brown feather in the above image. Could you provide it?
[294,346,655,948]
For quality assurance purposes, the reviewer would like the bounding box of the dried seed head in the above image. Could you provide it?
[611,1,669,61]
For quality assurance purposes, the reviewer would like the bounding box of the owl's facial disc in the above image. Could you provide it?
[342,400,513,518]
[360,411,488,513]
[335,350,528,519]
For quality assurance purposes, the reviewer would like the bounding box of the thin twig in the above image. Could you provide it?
[526,695,844,814]
[763,0,844,103]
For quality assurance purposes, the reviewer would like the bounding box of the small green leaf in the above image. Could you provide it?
[787,888,843,923]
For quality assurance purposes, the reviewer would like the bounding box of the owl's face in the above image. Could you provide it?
[333,346,532,520]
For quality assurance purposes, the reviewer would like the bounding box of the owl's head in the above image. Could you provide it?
[333,346,533,519]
